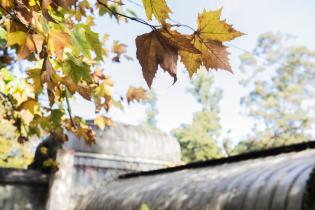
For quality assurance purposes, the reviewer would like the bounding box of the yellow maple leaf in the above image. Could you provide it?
[17,98,41,114]
[94,115,113,130]
[7,31,27,46]
[142,0,171,24]
[179,37,231,78]
[74,127,96,145]
[179,50,203,78]
[27,68,42,93]
[197,9,244,42]
[48,30,70,59]
[0,0,14,9]
[126,87,148,103]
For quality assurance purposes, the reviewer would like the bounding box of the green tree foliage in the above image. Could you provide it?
[172,69,223,162]
[234,33,315,154]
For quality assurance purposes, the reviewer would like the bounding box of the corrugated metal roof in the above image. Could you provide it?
[75,142,315,210]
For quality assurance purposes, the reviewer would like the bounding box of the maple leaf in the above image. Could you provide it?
[0,0,14,9]
[197,9,243,42]
[41,0,56,22]
[17,98,41,115]
[61,77,92,100]
[136,30,178,87]
[41,0,77,22]
[178,9,243,77]
[159,27,200,54]
[179,38,231,78]
[62,53,92,84]
[92,68,107,83]
[17,35,35,60]
[73,127,96,145]
[84,27,103,60]
[41,57,56,85]
[126,87,148,103]
[7,32,44,60]
[27,68,42,93]
[142,0,171,24]
[94,79,113,112]
[32,34,45,54]
[94,115,113,130]
[112,40,127,62]
[71,25,91,58]
[48,30,70,59]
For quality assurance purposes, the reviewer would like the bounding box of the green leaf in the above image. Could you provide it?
[71,25,91,58]
[0,27,7,40]
[62,53,92,84]
[1,68,14,82]
[50,109,64,127]
[84,26,103,60]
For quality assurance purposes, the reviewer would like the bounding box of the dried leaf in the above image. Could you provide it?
[48,30,71,59]
[94,115,113,130]
[27,68,43,93]
[159,26,200,54]
[73,127,96,145]
[41,57,55,85]
[136,31,178,87]
[112,40,127,62]
[179,38,231,77]
[126,86,148,103]
[61,77,91,100]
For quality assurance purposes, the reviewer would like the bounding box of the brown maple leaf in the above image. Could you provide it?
[126,87,148,103]
[136,31,178,87]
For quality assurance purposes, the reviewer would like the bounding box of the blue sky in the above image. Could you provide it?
[72,0,315,142]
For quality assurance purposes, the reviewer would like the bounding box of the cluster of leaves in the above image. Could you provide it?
[0,0,136,145]
[136,3,243,87]
[0,0,242,149]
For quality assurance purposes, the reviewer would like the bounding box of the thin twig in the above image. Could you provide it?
[97,0,159,29]
[64,88,75,127]
[125,0,142,7]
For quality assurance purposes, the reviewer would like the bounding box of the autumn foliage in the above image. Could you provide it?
[0,0,242,145]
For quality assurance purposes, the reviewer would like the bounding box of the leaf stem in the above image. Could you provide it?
[64,88,75,128]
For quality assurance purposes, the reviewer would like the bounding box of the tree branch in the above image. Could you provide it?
[97,0,159,30]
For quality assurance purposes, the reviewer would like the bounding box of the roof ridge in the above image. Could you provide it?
[119,140,315,179]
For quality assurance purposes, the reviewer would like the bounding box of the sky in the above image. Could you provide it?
[72,0,315,142]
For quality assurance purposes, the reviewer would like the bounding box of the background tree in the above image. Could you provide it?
[233,33,315,154]
[172,69,223,162]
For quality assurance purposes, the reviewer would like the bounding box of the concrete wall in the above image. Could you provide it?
[0,168,49,210]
